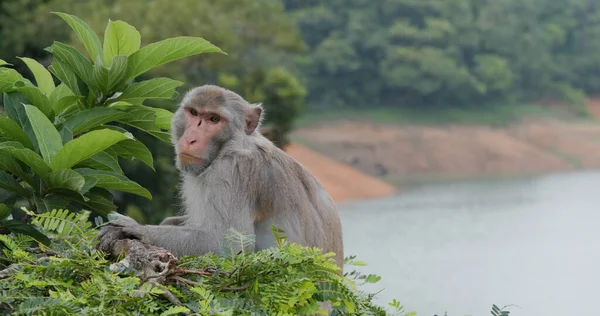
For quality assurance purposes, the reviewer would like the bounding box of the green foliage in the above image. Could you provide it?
[0,208,410,315]
[285,0,600,109]
[0,12,222,241]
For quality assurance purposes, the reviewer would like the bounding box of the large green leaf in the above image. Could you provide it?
[59,126,73,145]
[0,59,10,67]
[49,83,82,115]
[68,188,116,215]
[42,169,86,193]
[48,58,87,97]
[45,42,94,88]
[116,106,171,142]
[0,172,29,197]
[24,104,63,164]
[52,95,82,117]
[50,129,131,171]
[0,151,33,185]
[18,57,56,95]
[0,141,52,177]
[0,220,51,246]
[76,151,123,174]
[62,108,128,136]
[114,77,183,104]
[13,81,53,118]
[0,67,28,93]
[143,105,173,130]
[92,55,129,93]
[0,203,10,220]
[0,116,35,150]
[53,12,103,62]
[75,168,151,200]
[103,20,141,65]
[106,139,154,170]
[0,189,16,207]
[126,37,225,80]
[3,92,39,152]
[33,196,70,214]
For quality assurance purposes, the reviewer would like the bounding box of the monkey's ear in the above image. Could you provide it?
[246,103,263,135]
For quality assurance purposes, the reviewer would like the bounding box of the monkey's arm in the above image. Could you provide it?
[160,215,189,226]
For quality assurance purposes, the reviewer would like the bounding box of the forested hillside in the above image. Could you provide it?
[284,0,600,110]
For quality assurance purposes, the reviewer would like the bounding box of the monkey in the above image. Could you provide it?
[96,85,345,268]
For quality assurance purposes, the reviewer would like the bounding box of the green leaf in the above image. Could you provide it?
[143,106,173,130]
[127,37,225,80]
[52,12,103,62]
[42,169,85,192]
[52,95,82,117]
[0,172,29,197]
[80,176,99,195]
[107,139,154,170]
[92,55,129,93]
[0,203,10,220]
[49,83,74,104]
[59,126,73,144]
[17,57,56,95]
[0,116,35,150]
[0,67,28,93]
[75,189,117,215]
[49,83,82,115]
[3,92,39,152]
[45,42,94,87]
[116,106,171,142]
[13,81,53,118]
[114,77,183,104]
[0,141,52,177]
[75,168,152,200]
[62,108,128,136]
[0,151,33,185]
[48,58,87,97]
[33,196,70,213]
[0,220,51,246]
[76,151,123,174]
[24,104,63,164]
[50,129,131,171]
[0,59,11,67]
[0,188,16,206]
[103,20,141,65]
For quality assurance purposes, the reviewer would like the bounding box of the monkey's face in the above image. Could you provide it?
[174,104,229,175]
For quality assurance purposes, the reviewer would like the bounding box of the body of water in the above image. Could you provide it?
[340,171,600,315]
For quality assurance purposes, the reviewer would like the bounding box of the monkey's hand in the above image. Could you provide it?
[95,212,150,254]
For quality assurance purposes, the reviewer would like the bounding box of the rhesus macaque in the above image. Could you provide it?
[96,85,344,268]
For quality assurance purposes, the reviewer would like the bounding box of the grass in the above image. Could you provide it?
[295,103,569,128]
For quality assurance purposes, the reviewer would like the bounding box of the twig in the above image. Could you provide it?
[221,284,250,292]
[25,247,56,256]
[171,276,203,287]
[0,264,19,278]
[154,283,182,306]
[172,268,214,277]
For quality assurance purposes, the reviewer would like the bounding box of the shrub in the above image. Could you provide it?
[0,11,223,240]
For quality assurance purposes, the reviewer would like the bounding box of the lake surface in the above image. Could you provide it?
[340,171,600,316]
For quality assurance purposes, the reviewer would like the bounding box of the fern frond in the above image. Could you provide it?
[29,209,92,236]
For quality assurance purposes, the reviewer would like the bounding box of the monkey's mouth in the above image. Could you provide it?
[178,153,204,165]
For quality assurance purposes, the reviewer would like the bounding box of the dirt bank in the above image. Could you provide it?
[285,143,398,203]
[287,100,600,203]
[291,116,600,190]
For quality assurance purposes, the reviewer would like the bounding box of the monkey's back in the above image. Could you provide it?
[255,141,344,267]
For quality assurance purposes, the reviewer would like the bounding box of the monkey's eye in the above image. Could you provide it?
[208,115,221,123]
[189,108,198,116]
